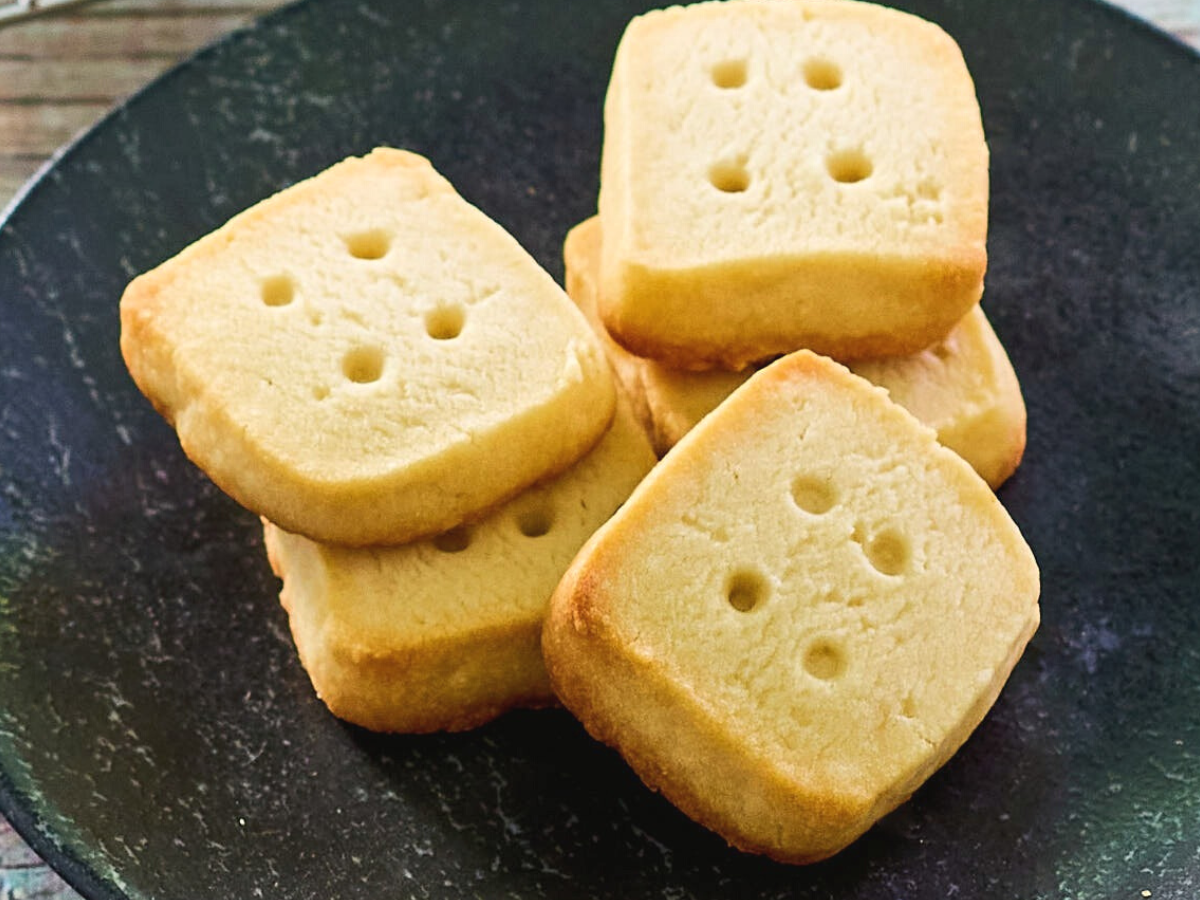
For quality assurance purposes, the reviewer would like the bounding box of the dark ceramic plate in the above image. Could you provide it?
[1,0,1198,897]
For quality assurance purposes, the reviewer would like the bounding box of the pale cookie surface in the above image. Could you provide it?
[598,0,989,369]
[566,217,1025,487]
[263,397,656,733]
[121,148,615,546]
[543,350,1039,863]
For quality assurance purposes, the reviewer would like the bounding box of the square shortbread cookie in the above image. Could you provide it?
[597,0,990,370]
[544,350,1039,863]
[264,397,655,733]
[121,149,615,546]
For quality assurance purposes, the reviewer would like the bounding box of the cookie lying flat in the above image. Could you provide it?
[263,397,655,733]
[122,148,614,546]
[543,350,1039,863]
[598,0,989,369]
[565,217,1026,487]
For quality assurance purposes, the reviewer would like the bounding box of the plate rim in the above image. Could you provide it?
[1,0,1198,898]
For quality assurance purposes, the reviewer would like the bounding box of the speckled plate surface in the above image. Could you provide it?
[1,0,1198,897]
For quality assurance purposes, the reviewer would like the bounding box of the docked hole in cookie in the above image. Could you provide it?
[725,568,768,612]
[344,228,391,260]
[708,160,751,193]
[710,58,748,89]
[432,524,472,553]
[803,57,843,90]
[803,639,847,680]
[791,475,838,515]
[855,526,910,576]
[259,274,295,307]
[341,344,385,384]
[826,148,873,184]
[515,503,554,538]
[424,303,466,340]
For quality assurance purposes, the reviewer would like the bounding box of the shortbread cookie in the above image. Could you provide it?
[543,350,1040,863]
[598,0,989,369]
[851,307,1026,489]
[565,217,1025,487]
[264,397,655,733]
[122,148,615,546]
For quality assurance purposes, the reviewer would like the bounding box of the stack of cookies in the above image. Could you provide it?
[565,217,1027,488]
[119,148,656,733]
[563,0,1026,487]
[543,0,1041,865]
[118,0,1042,868]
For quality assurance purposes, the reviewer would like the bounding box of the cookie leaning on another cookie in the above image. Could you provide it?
[598,0,989,369]
[543,350,1040,863]
[263,396,655,734]
[565,216,1026,488]
[121,148,615,546]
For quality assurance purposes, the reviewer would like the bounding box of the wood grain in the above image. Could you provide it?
[1,1,1197,899]
[0,13,254,56]
[0,0,282,203]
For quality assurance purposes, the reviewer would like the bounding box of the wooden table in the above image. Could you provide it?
[1,0,1197,897]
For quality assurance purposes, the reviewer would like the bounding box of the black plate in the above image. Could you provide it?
[2,0,1198,897]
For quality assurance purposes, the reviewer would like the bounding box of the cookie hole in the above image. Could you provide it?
[710,58,747,88]
[515,504,553,538]
[425,303,465,340]
[901,694,918,717]
[803,640,846,680]
[827,149,873,184]
[803,57,843,90]
[709,160,750,193]
[345,228,391,260]
[725,568,768,612]
[260,274,295,307]
[433,525,472,553]
[861,527,910,576]
[342,345,385,384]
[791,475,837,515]
[312,384,329,401]
[932,340,955,362]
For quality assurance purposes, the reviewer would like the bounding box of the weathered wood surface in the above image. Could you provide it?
[0,0,280,201]
[1,1,1197,898]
